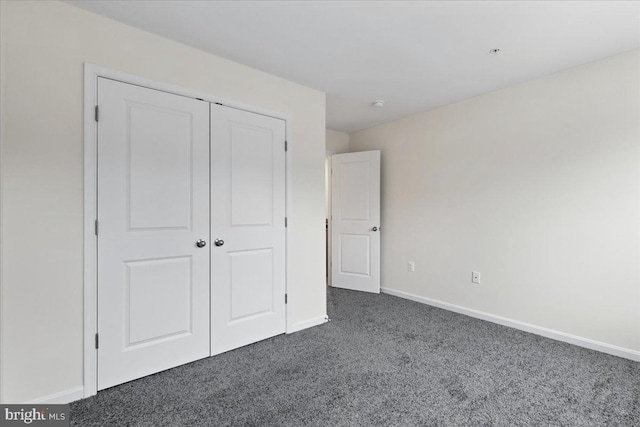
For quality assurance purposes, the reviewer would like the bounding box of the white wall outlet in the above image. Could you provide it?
[472,271,481,284]
[407,261,415,272]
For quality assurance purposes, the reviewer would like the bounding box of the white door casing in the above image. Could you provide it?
[97,78,210,390]
[331,151,381,293]
[210,104,287,355]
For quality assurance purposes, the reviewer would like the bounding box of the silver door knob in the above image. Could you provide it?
[372,226,378,232]
[196,239,207,248]
[214,239,225,247]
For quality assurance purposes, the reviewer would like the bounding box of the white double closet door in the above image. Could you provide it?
[96,78,286,390]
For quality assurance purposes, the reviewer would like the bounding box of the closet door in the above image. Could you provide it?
[210,105,287,355]
[97,78,210,390]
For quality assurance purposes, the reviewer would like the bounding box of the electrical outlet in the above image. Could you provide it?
[407,261,415,273]
[472,271,481,284]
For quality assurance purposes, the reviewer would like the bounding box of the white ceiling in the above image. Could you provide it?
[68,1,640,133]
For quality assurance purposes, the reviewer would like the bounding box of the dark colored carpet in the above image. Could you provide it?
[71,288,640,426]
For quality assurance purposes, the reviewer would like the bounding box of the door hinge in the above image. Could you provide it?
[285,140,288,152]
[285,217,288,228]
[285,294,288,304]
[95,105,99,122]
[95,333,99,349]
[95,219,99,236]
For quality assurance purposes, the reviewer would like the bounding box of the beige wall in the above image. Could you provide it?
[351,49,640,355]
[0,1,326,403]
[326,129,350,154]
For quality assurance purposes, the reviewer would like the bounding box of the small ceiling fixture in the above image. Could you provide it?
[371,100,385,108]
[489,48,501,56]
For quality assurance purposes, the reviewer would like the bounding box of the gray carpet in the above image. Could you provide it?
[71,288,640,426]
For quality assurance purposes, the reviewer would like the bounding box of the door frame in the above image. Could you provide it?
[325,149,337,287]
[83,63,294,399]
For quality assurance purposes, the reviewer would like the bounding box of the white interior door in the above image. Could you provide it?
[210,104,287,355]
[331,151,381,293]
[97,78,210,390]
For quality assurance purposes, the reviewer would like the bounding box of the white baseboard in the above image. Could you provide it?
[27,386,84,404]
[381,287,640,362]
[288,315,328,334]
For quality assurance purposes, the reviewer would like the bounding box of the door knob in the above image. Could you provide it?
[196,239,207,248]
[214,239,225,247]
[372,226,378,232]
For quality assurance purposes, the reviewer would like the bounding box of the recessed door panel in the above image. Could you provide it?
[128,104,193,230]
[211,104,286,355]
[97,78,210,390]
[126,256,192,346]
[339,161,370,221]
[339,234,371,276]
[230,249,274,321]
[230,125,273,226]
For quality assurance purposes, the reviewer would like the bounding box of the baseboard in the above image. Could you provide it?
[27,386,84,404]
[381,287,640,362]
[288,315,329,334]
